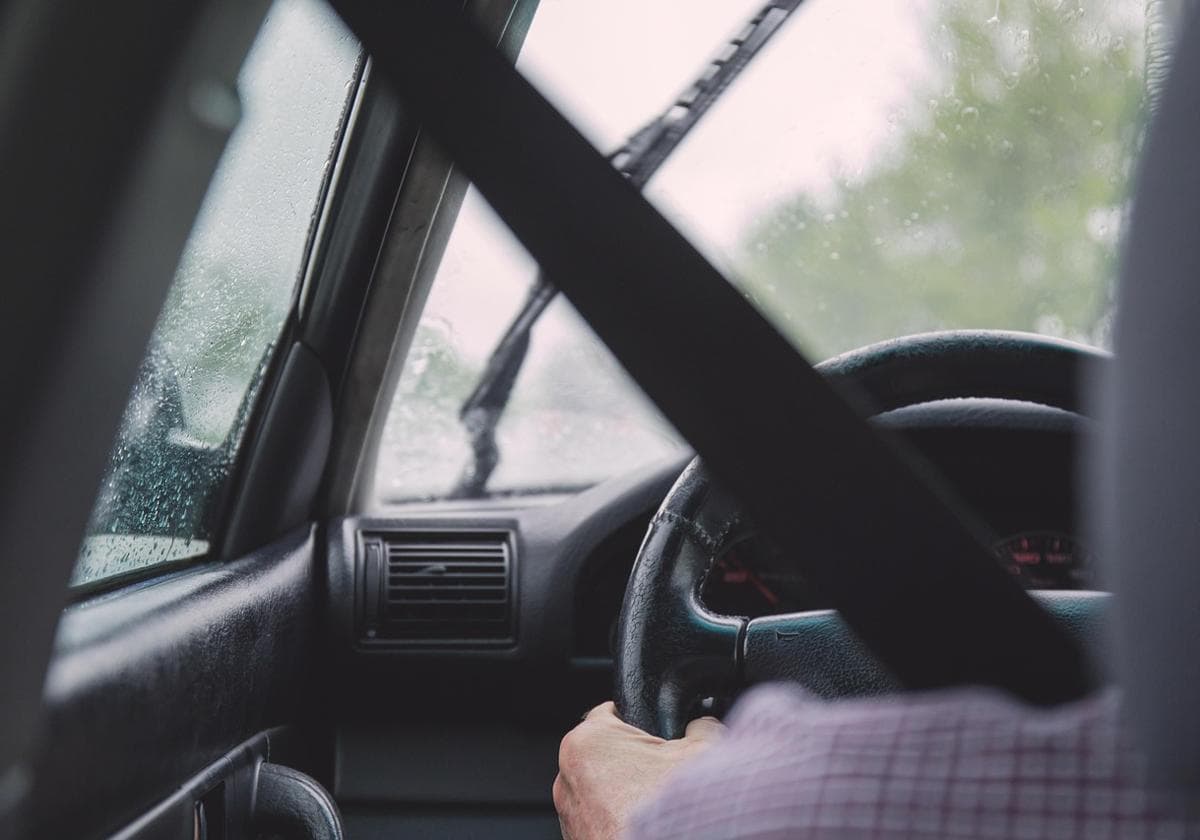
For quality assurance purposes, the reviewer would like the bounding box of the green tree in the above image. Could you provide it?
[740,0,1146,359]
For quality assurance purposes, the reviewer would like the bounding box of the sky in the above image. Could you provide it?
[523,0,931,254]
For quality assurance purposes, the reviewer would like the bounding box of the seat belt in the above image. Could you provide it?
[330,0,1092,705]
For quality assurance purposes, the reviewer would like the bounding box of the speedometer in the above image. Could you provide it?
[993,531,1091,589]
[703,529,1093,620]
[703,535,816,618]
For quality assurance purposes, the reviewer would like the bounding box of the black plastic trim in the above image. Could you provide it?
[355,528,518,649]
[220,342,334,559]
[299,66,418,399]
[253,762,344,840]
[111,729,276,840]
[63,552,213,604]
[30,528,319,839]
[328,453,692,665]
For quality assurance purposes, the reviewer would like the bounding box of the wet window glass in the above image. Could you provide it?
[648,0,1152,359]
[72,0,359,587]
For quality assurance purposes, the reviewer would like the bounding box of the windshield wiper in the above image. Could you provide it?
[449,0,804,498]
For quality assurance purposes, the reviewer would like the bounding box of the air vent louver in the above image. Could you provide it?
[359,531,515,647]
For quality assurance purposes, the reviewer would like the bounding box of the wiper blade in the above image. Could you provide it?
[609,1,801,190]
[452,280,556,497]
[449,0,804,499]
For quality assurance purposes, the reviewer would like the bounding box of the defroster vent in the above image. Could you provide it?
[359,531,515,647]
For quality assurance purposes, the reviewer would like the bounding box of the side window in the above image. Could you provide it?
[72,0,359,588]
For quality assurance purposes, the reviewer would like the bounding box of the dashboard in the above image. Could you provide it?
[332,397,1094,667]
[326,396,1097,812]
[572,397,1093,654]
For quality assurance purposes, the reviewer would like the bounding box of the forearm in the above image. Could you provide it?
[626,684,1134,839]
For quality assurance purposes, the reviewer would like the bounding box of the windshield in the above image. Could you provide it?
[648,0,1147,358]
[376,0,1151,505]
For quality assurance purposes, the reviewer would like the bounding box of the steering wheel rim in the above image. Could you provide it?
[614,329,1108,739]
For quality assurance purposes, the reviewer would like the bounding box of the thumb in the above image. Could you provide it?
[684,715,726,742]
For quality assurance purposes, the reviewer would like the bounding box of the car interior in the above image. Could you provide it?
[4,0,1200,838]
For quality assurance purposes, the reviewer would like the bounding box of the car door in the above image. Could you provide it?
[0,0,538,835]
[3,1,364,836]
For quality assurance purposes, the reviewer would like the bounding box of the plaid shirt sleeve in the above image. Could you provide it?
[626,684,1199,839]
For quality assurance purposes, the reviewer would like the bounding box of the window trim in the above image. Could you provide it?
[67,552,216,604]
[317,0,539,518]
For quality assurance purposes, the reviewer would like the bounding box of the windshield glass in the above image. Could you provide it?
[647,0,1148,358]
[377,0,1151,505]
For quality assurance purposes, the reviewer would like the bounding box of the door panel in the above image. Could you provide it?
[30,528,321,838]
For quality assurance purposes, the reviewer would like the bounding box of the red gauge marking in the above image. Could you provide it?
[993,531,1089,590]
[719,551,780,607]
[746,570,780,606]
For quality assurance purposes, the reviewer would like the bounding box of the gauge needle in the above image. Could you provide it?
[722,553,782,607]
[746,571,780,607]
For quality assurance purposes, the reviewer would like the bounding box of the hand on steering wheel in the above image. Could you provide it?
[554,701,724,840]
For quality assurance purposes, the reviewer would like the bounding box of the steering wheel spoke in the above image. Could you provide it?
[614,463,748,739]
[742,611,899,699]
[743,591,1109,701]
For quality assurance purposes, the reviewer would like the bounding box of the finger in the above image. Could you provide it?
[684,715,726,741]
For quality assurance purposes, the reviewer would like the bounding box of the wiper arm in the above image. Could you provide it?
[449,0,804,499]
[607,1,801,188]
[452,280,557,497]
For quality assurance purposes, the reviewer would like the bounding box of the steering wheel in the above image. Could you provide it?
[614,330,1109,739]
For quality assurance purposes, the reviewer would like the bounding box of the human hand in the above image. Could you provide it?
[553,701,725,840]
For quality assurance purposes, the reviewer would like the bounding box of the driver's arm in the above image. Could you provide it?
[555,685,1165,840]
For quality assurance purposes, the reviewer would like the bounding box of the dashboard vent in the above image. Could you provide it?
[359,531,515,647]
